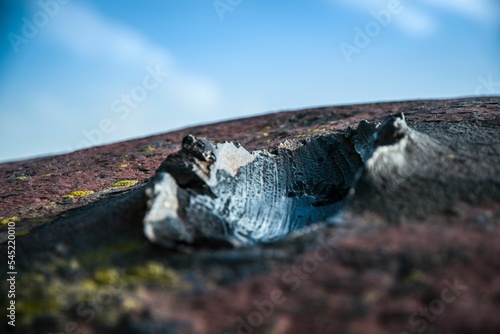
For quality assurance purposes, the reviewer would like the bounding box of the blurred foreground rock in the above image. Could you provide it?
[1,97,499,334]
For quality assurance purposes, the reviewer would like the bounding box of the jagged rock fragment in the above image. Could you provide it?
[144,123,377,248]
[143,114,500,249]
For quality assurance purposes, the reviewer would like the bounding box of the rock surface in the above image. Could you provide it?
[145,123,376,248]
[0,97,499,334]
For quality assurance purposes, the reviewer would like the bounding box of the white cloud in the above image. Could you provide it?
[47,3,172,66]
[395,7,437,37]
[166,73,222,112]
[330,0,498,37]
[421,0,498,23]
[329,0,435,36]
[41,3,224,144]
[46,3,223,115]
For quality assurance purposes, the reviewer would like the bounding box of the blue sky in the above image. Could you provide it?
[0,0,499,162]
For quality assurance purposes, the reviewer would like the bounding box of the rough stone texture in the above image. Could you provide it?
[145,123,376,248]
[0,97,499,334]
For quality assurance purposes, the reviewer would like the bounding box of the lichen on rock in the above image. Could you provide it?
[112,180,139,187]
[63,190,95,198]
[2,98,499,333]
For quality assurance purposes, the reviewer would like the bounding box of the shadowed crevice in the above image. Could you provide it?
[143,120,379,248]
[143,115,500,249]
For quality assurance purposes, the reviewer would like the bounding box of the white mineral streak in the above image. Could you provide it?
[143,173,194,248]
[367,117,410,180]
[365,115,446,189]
[206,142,255,187]
[144,120,378,248]
[144,114,500,248]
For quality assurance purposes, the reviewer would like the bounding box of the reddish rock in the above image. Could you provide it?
[0,97,499,334]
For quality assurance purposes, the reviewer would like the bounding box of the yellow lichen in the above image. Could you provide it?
[14,256,127,328]
[63,190,94,198]
[79,240,145,267]
[85,262,179,289]
[140,145,155,152]
[0,216,21,225]
[307,128,322,134]
[112,180,138,187]
[13,251,179,329]
[118,163,128,168]
[80,279,98,294]
[404,270,426,283]
[94,268,121,285]
[15,230,29,237]
[16,175,28,181]
[27,217,52,224]
[127,262,180,286]
[68,259,80,270]
[122,297,141,311]
[15,274,64,327]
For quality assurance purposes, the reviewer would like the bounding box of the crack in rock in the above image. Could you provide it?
[143,114,499,249]
[349,116,500,222]
[366,114,447,188]
[144,120,378,248]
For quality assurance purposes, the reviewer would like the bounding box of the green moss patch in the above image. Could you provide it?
[15,255,181,329]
